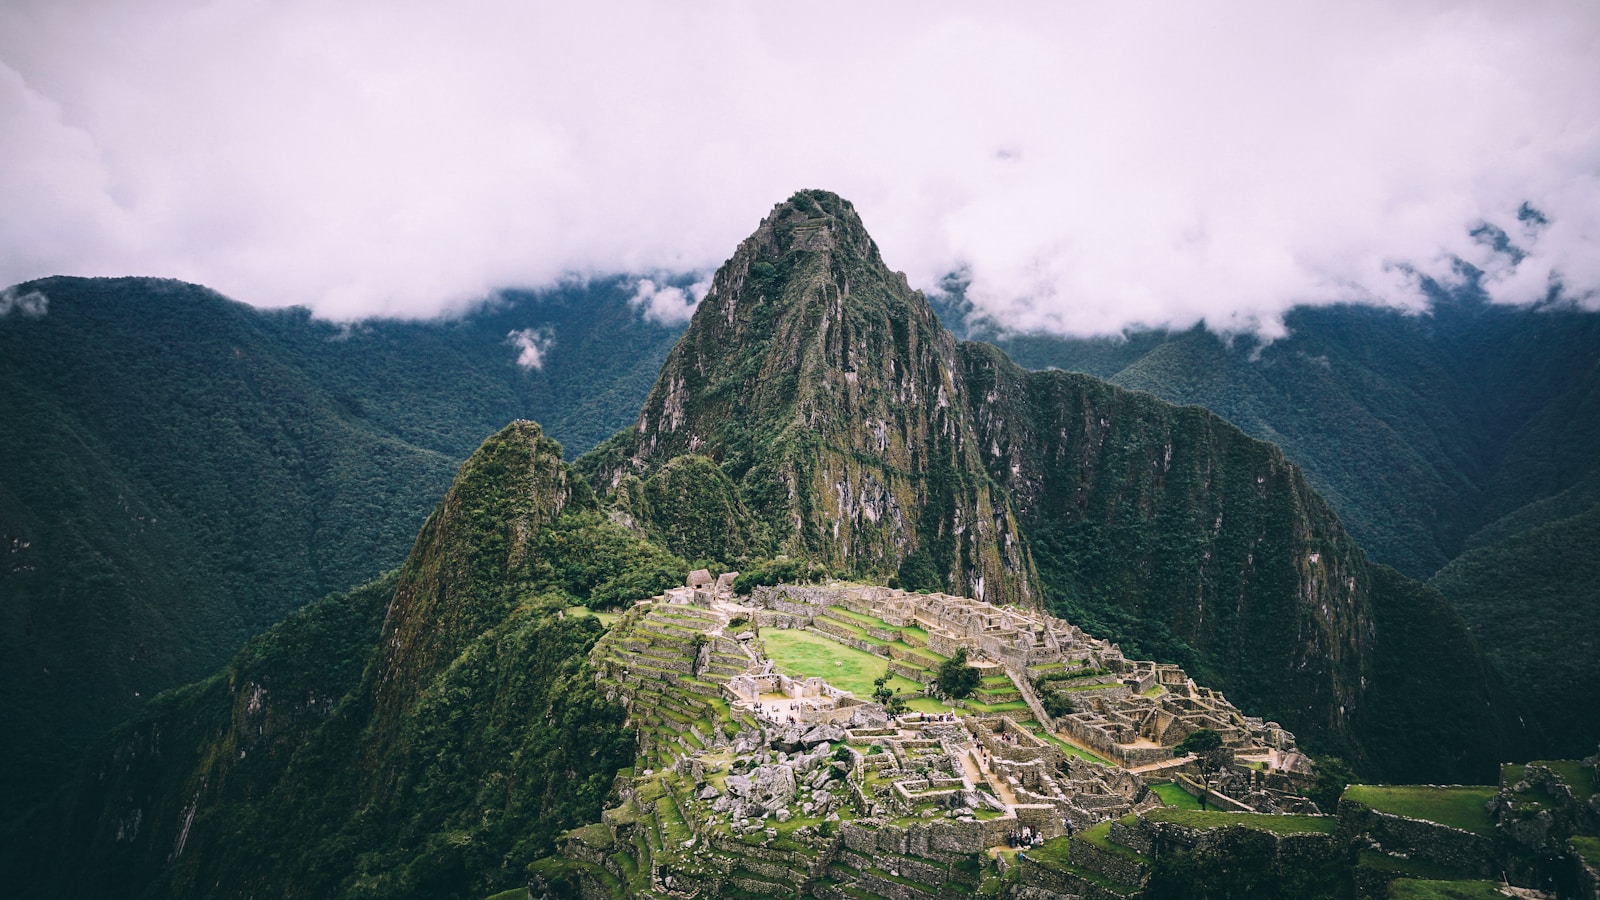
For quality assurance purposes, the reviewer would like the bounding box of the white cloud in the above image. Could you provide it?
[0,286,48,318]
[0,1,1595,335]
[629,277,705,325]
[506,327,554,370]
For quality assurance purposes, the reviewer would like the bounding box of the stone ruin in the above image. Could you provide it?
[581,573,1318,885]
[662,568,739,607]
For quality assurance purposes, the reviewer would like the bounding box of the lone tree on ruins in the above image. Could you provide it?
[936,647,981,700]
[872,674,907,714]
[1176,728,1232,810]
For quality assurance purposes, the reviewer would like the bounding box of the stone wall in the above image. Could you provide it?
[1336,798,1495,878]
[1070,833,1149,886]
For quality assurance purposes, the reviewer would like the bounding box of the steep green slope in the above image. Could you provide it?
[0,275,681,827]
[961,344,1525,780]
[977,296,1600,755]
[1429,475,1600,758]
[580,190,1037,604]
[8,422,643,899]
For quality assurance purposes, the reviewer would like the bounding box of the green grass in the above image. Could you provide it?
[1152,783,1202,809]
[1342,785,1497,836]
[1386,879,1507,899]
[760,628,920,697]
[827,606,898,631]
[1571,835,1600,866]
[904,696,963,715]
[1014,719,1111,764]
[1024,835,1076,871]
[1143,808,1336,835]
[1537,760,1596,801]
[963,699,1031,714]
[1079,821,1147,865]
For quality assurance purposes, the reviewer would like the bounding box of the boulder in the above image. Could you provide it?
[851,707,891,729]
[725,774,753,798]
[774,727,805,753]
[802,723,847,746]
[751,764,798,809]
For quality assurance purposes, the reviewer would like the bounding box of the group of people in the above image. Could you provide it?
[755,700,802,726]
[1005,825,1042,848]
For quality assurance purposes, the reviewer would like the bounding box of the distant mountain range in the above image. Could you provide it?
[942,289,1600,757]
[0,275,681,825]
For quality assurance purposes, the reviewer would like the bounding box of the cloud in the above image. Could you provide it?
[630,277,710,325]
[0,287,47,318]
[506,327,554,370]
[0,1,1596,335]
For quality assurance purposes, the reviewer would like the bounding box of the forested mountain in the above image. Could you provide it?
[0,276,682,826]
[2,190,1542,898]
[964,294,1600,756]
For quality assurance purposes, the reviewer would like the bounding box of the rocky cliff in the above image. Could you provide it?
[581,190,1037,605]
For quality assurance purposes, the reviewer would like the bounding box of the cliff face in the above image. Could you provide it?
[583,190,1037,605]
[961,345,1375,759]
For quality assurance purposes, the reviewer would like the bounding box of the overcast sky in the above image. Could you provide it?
[2,1,1597,335]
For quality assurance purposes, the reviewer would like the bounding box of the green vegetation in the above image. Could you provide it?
[1571,835,1600,866]
[760,628,920,698]
[1142,807,1338,835]
[0,275,683,825]
[731,557,829,594]
[1341,785,1497,836]
[1385,879,1507,899]
[7,423,639,899]
[1152,782,1203,809]
[936,646,981,699]
[1308,756,1357,813]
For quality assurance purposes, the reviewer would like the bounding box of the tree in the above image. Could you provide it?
[1176,728,1230,810]
[1041,690,1075,720]
[936,647,980,699]
[872,674,908,715]
[1307,756,1356,813]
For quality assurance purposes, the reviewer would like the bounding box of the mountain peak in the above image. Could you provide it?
[755,189,874,256]
[582,190,1037,604]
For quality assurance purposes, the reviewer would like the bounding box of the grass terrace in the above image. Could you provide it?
[1151,783,1202,809]
[1341,785,1497,837]
[1571,835,1600,867]
[1385,879,1508,899]
[1015,719,1111,764]
[1538,760,1596,801]
[1143,807,1337,835]
[760,628,921,697]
